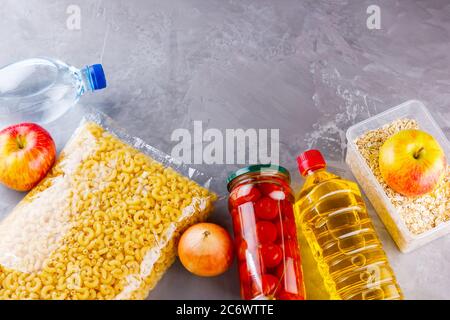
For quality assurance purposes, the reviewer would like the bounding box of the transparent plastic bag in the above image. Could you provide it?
[0,111,217,300]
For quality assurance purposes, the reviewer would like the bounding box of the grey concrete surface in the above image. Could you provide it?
[0,0,449,299]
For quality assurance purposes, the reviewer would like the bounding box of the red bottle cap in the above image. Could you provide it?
[297,150,326,176]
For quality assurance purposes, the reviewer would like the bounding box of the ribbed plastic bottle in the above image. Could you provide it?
[293,150,403,300]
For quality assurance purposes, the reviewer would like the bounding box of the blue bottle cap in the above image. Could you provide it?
[87,64,107,90]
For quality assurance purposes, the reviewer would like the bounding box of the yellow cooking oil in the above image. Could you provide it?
[293,150,403,300]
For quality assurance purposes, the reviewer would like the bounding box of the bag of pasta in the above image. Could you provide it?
[0,112,217,300]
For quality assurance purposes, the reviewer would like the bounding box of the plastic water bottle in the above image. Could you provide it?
[0,58,106,127]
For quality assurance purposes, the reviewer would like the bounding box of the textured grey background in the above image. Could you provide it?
[0,0,449,299]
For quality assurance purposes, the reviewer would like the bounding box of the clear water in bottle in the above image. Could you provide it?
[0,58,106,127]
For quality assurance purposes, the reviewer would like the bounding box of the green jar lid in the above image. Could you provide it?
[226,164,290,190]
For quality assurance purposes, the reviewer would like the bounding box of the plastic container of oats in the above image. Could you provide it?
[346,100,450,253]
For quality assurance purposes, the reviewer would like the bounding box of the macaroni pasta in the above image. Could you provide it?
[0,122,216,300]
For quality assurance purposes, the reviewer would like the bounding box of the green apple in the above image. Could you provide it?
[379,129,446,197]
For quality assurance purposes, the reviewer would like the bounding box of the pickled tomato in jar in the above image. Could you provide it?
[227,165,305,300]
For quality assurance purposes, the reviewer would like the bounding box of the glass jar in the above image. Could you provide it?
[227,165,305,300]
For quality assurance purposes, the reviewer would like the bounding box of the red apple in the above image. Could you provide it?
[0,123,56,191]
[379,129,446,197]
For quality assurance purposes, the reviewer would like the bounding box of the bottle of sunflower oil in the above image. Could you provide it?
[293,150,403,300]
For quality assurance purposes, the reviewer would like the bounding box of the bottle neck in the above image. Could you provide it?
[303,167,326,177]
[81,67,95,93]
[298,167,338,196]
[297,168,323,200]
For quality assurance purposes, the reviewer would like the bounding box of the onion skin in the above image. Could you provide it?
[178,223,234,277]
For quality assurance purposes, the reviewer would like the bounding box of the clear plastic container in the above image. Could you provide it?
[0,58,106,127]
[346,100,450,253]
